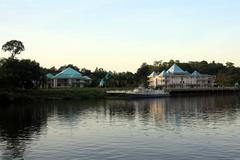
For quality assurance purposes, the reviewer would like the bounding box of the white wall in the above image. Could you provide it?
[148,75,215,88]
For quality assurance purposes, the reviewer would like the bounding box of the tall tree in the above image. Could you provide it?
[58,64,80,72]
[226,62,234,68]
[2,40,25,59]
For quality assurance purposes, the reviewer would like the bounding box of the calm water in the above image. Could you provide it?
[0,95,240,160]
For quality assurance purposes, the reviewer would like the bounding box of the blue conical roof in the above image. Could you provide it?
[159,70,166,76]
[167,64,185,74]
[192,70,201,77]
[53,67,83,79]
[159,70,169,77]
[148,71,158,77]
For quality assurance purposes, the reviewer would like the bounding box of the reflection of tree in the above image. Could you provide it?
[104,100,137,120]
[0,104,49,160]
[0,95,239,159]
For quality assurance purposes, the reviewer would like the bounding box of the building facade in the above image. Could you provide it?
[148,64,216,89]
[46,67,91,88]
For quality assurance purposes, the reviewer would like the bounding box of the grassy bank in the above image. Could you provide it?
[0,88,114,103]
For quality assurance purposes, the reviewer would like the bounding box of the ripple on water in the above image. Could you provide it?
[0,95,240,160]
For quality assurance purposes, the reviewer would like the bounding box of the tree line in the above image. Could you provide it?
[0,40,239,89]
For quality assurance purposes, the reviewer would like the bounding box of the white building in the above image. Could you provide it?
[148,64,216,89]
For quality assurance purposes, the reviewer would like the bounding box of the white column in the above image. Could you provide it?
[69,79,72,86]
[53,79,58,87]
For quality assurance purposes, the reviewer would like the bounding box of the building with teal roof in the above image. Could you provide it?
[46,67,92,88]
[148,64,216,89]
[99,79,106,87]
[46,73,54,79]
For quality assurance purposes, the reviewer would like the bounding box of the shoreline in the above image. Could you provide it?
[0,87,240,104]
[0,88,108,103]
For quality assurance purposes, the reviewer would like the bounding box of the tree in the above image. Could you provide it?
[81,68,91,75]
[2,40,25,59]
[0,58,44,89]
[58,64,80,72]
[153,60,162,66]
[226,62,234,68]
[168,59,175,66]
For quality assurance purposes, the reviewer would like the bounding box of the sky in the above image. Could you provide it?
[0,0,240,72]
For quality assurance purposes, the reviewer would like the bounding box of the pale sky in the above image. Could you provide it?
[0,0,240,72]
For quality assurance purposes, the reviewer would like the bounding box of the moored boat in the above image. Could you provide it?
[106,87,169,98]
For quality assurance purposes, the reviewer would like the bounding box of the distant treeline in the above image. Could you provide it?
[0,40,239,89]
[1,58,240,89]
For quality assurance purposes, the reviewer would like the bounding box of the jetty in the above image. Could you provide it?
[106,87,240,99]
[166,87,240,95]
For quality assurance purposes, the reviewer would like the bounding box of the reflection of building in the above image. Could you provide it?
[148,64,216,89]
[149,100,165,121]
[46,67,91,88]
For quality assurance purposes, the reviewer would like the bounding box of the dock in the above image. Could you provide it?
[106,87,240,99]
[166,87,240,95]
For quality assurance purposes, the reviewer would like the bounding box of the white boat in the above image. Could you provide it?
[106,87,169,98]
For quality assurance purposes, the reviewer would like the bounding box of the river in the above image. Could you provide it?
[0,95,240,160]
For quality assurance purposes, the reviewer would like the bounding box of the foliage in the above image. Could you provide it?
[99,71,137,88]
[58,64,80,72]
[0,58,44,89]
[2,40,25,59]
[0,88,108,103]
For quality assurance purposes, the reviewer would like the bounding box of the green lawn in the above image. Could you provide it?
[0,88,132,103]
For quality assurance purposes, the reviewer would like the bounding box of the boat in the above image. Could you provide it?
[106,87,169,98]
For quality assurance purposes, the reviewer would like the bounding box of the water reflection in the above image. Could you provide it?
[0,94,239,159]
[102,95,240,126]
[0,104,49,159]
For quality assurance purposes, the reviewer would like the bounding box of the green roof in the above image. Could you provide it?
[83,75,91,80]
[99,79,106,87]
[53,67,83,79]
[46,67,92,80]
[105,71,113,79]
[46,73,54,79]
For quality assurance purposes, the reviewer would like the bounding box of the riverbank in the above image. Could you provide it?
[1,87,239,104]
[0,88,111,103]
